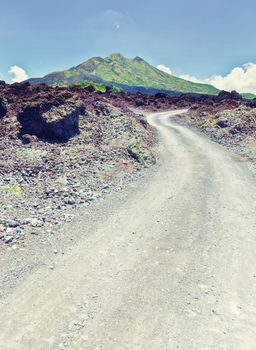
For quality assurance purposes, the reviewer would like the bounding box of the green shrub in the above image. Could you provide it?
[3,181,22,197]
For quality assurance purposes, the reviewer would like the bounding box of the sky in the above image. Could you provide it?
[1,0,256,93]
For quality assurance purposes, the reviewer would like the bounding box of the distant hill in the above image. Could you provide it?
[28,53,220,96]
[241,93,256,100]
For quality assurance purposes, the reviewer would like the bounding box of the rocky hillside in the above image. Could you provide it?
[0,82,156,247]
[28,53,219,96]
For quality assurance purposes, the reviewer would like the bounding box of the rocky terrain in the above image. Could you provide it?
[0,82,156,248]
[116,89,256,165]
[172,91,256,164]
[187,107,256,163]
[0,82,255,250]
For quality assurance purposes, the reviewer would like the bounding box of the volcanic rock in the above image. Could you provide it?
[247,99,256,108]
[217,90,242,101]
[216,118,229,128]
[18,103,83,142]
[21,134,39,144]
[0,97,7,118]
[94,101,111,116]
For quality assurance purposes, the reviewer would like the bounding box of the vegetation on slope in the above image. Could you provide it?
[50,80,121,93]
[80,54,219,95]
[241,93,256,100]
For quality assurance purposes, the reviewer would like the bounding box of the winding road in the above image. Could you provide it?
[1,110,256,349]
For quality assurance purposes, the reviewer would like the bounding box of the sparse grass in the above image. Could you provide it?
[3,181,22,197]
[198,119,217,128]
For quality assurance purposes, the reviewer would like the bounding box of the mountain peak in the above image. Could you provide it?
[106,53,125,61]
[133,56,145,63]
[77,56,104,73]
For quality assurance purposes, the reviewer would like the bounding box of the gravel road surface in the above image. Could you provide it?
[1,110,256,349]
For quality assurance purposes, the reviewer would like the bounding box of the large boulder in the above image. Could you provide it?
[217,90,242,101]
[18,103,83,142]
[247,98,256,108]
[0,97,7,118]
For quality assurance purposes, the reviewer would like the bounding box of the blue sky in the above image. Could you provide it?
[1,0,256,92]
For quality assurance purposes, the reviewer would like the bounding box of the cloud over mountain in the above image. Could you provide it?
[158,62,256,94]
[157,65,173,75]
[8,66,28,83]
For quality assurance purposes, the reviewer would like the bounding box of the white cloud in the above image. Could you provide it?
[157,62,256,94]
[179,74,202,84]
[203,63,256,94]
[8,66,28,83]
[157,64,173,75]
[181,64,256,94]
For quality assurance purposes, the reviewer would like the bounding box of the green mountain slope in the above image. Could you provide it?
[241,92,256,100]
[29,53,219,95]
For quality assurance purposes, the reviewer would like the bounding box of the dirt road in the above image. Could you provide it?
[1,110,256,349]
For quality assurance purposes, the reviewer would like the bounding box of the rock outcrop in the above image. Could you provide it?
[18,103,83,142]
[217,90,242,101]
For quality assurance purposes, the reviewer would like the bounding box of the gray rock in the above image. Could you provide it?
[30,218,44,227]
[4,236,13,243]
[4,220,19,228]
[217,118,230,128]
[101,183,109,189]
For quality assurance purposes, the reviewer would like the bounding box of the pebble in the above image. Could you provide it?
[30,231,39,235]
[30,218,44,227]
[4,236,13,243]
